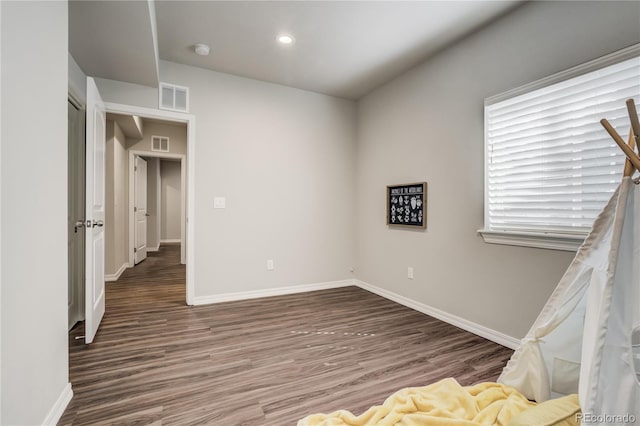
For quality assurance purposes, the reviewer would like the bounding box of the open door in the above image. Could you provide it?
[85,77,106,344]
[134,156,148,264]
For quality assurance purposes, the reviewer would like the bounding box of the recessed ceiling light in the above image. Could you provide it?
[194,43,210,56]
[277,34,295,45]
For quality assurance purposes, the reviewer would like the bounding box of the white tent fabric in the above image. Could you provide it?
[499,177,639,422]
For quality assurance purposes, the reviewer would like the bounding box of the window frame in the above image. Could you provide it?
[480,44,640,251]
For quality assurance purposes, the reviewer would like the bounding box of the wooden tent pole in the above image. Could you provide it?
[600,119,640,171]
[623,129,637,177]
[626,99,640,146]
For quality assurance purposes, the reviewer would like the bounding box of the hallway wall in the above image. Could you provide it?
[105,120,129,278]
[146,157,161,251]
[160,160,181,242]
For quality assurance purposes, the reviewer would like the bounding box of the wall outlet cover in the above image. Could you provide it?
[214,197,226,209]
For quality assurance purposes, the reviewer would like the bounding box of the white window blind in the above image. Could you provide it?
[484,55,640,241]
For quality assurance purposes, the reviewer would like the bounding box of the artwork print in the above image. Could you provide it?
[386,182,427,229]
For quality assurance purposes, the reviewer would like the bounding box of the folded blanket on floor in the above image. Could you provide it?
[297,378,536,426]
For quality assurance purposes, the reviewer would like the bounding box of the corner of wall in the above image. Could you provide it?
[353,280,520,349]
[42,383,73,426]
[68,52,87,105]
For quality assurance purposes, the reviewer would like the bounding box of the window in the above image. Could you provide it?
[481,46,640,251]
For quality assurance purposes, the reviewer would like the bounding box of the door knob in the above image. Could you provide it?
[93,220,104,228]
[145,213,150,217]
[74,220,85,233]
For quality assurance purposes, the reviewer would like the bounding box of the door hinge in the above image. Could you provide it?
[134,207,137,212]
[134,166,137,171]
[134,247,137,253]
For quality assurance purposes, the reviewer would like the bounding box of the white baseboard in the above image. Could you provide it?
[353,280,520,350]
[105,263,128,282]
[147,244,160,252]
[191,277,520,349]
[193,279,353,305]
[42,382,73,426]
[160,239,181,244]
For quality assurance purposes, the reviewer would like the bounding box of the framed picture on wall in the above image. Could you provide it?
[386,182,427,229]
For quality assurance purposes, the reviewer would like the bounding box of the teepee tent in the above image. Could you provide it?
[498,99,640,421]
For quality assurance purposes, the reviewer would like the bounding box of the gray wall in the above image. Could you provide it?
[146,157,161,251]
[95,77,157,110]
[98,61,358,298]
[355,1,640,340]
[161,61,357,296]
[1,1,70,424]
[105,120,129,277]
[160,160,181,241]
[128,120,187,155]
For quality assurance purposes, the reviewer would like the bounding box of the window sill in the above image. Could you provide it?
[478,229,585,251]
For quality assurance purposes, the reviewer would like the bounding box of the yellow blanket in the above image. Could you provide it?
[297,378,535,426]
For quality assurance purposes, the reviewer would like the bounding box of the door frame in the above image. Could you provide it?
[68,97,86,329]
[106,102,196,305]
[68,73,86,330]
[129,151,186,265]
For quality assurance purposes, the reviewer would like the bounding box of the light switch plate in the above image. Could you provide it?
[214,197,226,209]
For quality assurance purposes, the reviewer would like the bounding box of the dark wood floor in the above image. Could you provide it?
[60,244,513,425]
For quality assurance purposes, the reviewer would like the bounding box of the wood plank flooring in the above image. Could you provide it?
[60,244,513,425]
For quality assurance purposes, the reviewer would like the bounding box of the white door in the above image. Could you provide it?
[85,77,106,344]
[134,156,148,264]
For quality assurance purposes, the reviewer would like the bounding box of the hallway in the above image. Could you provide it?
[61,244,186,424]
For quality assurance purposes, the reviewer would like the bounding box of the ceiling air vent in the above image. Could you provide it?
[159,82,189,112]
[151,136,170,153]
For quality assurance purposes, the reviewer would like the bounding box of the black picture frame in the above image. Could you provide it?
[386,182,427,229]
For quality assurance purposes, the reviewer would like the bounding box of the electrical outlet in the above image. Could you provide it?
[267,259,274,271]
[408,267,414,279]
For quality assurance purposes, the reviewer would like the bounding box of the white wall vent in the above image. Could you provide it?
[159,82,189,112]
[151,136,170,153]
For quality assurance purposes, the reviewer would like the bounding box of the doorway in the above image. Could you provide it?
[67,96,196,345]
[128,151,187,267]
[104,104,196,306]
[104,113,188,281]
[131,154,186,266]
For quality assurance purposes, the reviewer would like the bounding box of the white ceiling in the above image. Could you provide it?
[69,0,159,87]
[70,1,521,100]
